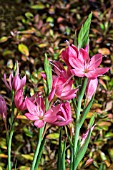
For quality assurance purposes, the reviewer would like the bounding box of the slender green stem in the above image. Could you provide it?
[8,127,14,170]
[8,90,15,170]
[73,78,88,170]
[70,147,74,170]
[31,127,44,170]
[57,128,62,170]
[34,138,46,170]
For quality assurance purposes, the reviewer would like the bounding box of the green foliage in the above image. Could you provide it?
[44,54,52,95]
[18,43,29,57]
[78,13,92,49]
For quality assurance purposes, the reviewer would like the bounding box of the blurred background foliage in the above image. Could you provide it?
[0,0,113,169]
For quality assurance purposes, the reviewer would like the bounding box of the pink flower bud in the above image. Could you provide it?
[0,95,7,119]
[3,74,13,91]
[12,75,26,92]
[86,78,98,103]
[14,89,27,111]
[52,102,73,126]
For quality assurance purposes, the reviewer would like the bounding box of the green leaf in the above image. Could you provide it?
[79,95,94,128]
[0,36,8,43]
[78,13,92,49]
[18,43,29,56]
[62,141,66,170]
[21,154,33,161]
[74,127,93,169]
[46,133,59,139]
[99,162,104,170]
[25,12,34,19]
[31,3,45,10]
[74,116,94,169]
[44,54,52,95]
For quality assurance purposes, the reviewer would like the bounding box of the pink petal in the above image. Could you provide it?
[44,114,57,123]
[20,75,26,88]
[94,67,109,76]
[55,85,63,97]
[48,87,56,102]
[25,113,38,120]
[61,45,78,66]
[25,98,37,115]
[13,75,21,91]
[34,120,44,128]
[45,104,61,117]
[89,54,102,69]
[3,74,12,90]
[84,44,89,53]
[71,68,85,77]
[78,48,90,63]
[54,119,73,126]
[86,78,98,101]
[61,89,77,100]
[85,67,109,78]
[35,95,45,112]
[69,57,84,69]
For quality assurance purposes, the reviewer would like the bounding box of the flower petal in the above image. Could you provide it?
[71,68,85,77]
[89,53,102,69]
[34,120,44,128]
[25,98,38,115]
[25,113,38,120]
[78,48,90,63]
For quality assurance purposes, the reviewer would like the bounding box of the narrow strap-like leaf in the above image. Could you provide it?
[62,141,66,170]
[78,13,92,49]
[79,96,94,128]
[73,116,95,170]
[44,53,52,95]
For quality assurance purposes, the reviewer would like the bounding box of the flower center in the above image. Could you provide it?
[84,68,89,73]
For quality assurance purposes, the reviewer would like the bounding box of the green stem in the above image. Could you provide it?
[57,128,62,170]
[73,78,88,170]
[31,127,44,170]
[8,127,14,170]
[34,138,46,170]
[70,147,74,170]
[8,90,15,170]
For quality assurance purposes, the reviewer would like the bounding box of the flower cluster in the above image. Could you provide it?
[2,44,109,129]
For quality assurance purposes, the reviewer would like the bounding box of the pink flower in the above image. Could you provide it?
[3,74,13,91]
[14,89,27,111]
[70,49,109,78]
[25,96,58,128]
[12,74,26,92]
[48,62,78,101]
[86,78,98,102]
[0,95,7,119]
[48,73,78,101]
[52,102,73,126]
[3,62,26,92]
[62,44,109,78]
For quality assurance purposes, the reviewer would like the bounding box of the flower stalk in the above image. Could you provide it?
[73,78,88,170]
[31,127,44,170]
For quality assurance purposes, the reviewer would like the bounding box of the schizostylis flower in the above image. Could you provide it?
[0,95,7,119]
[52,102,73,126]
[62,44,109,78]
[25,96,59,128]
[14,89,27,111]
[48,61,78,101]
